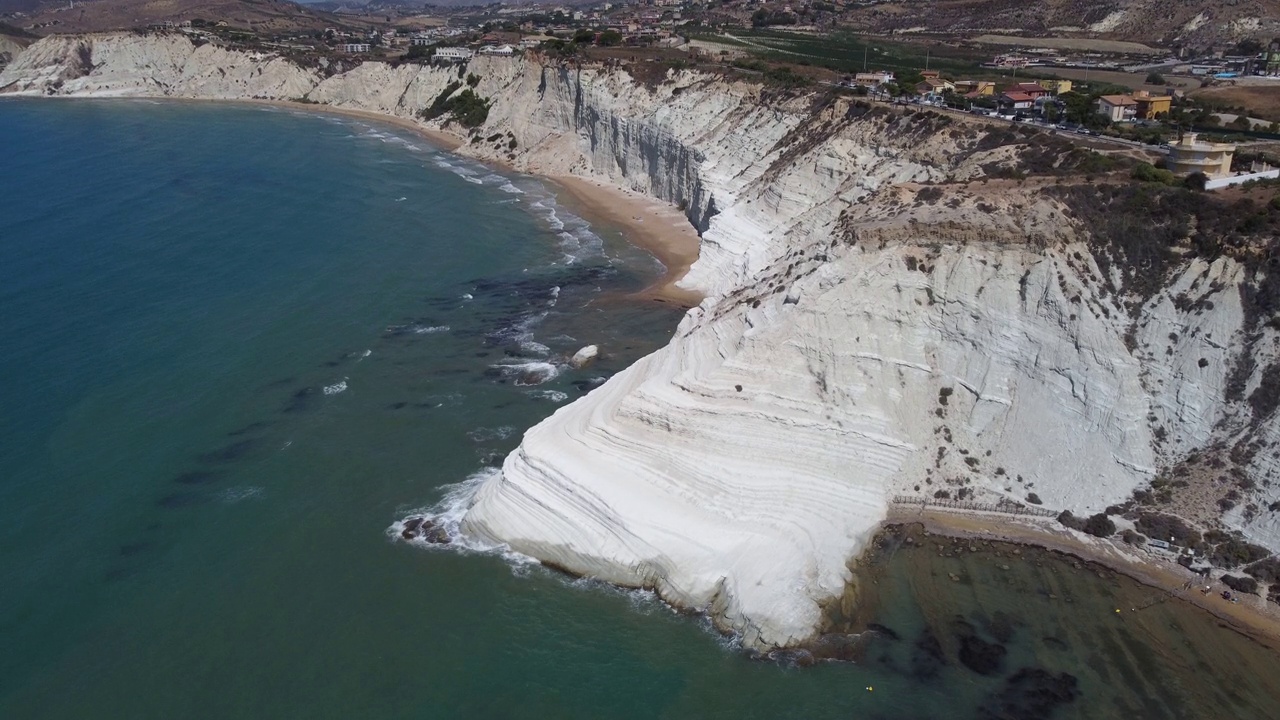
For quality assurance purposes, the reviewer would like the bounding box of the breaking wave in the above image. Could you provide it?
[490,360,562,386]
[387,469,538,566]
[466,426,515,443]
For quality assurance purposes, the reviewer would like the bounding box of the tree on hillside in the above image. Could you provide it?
[1145,72,1165,85]
[598,30,622,47]
[405,44,433,60]
[1228,115,1253,131]
[1232,38,1264,56]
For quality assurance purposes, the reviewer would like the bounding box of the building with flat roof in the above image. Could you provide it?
[1166,133,1234,178]
[434,47,474,62]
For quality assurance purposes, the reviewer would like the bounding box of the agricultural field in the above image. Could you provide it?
[691,30,989,76]
[1037,67,1203,92]
[971,34,1163,55]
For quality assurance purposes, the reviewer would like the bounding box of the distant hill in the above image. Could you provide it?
[1,0,356,35]
[842,0,1280,47]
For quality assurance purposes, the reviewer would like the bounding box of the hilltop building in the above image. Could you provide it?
[1165,133,1280,189]
[434,47,474,62]
[1166,132,1234,177]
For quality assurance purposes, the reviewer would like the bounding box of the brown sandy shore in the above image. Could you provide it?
[548,175,704,307]
[885,505,1280,649]
[222,99,703,305]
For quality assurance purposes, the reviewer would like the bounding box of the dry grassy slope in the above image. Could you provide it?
[843,0,1280,46]
[9,0,350,35]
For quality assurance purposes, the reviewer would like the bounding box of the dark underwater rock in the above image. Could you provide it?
[400,517,451,544]
[173,470,221,485]
[197,439,259,463]
[157,491,210,509]
[978,667,1079,720]
[911,628,947,680]
[959,634,1008,676]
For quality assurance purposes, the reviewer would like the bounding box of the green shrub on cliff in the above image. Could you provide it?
[418,83,490,128]
[420,81,463,120]
[1131,162,1176,186]
[446,89,490,128]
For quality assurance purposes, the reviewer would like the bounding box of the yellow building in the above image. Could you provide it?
[1133,91,1172,120]
[1036,78,1072,94]
[1166,133,1235,177]
[953,80,995,96]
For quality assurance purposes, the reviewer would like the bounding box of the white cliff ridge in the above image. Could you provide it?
[6,33,1280,649]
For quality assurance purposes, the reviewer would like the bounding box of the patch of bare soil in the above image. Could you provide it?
[15,0,352,35]
[1190,84,1280,124]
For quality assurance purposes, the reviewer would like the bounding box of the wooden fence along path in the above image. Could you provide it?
[890,495,1059,518]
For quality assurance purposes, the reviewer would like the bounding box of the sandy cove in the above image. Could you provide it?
[546,175,704,307]
[884,505,1280,649]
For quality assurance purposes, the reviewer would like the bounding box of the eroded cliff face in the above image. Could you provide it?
[6,32,1280,648]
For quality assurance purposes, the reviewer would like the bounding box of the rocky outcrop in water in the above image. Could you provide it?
[5,32,1280,649]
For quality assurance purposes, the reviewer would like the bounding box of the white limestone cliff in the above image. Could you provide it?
[5,33,1280,648]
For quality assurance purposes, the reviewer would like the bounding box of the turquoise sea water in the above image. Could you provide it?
[2,98,1278,720]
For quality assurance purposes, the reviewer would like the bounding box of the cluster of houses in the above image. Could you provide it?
[851,69,1193,126]
[1176,41,1280,77]
[849,71,1077,114]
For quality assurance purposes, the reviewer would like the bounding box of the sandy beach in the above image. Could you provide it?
[885,505,1280,648]
[548,175,704,307]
